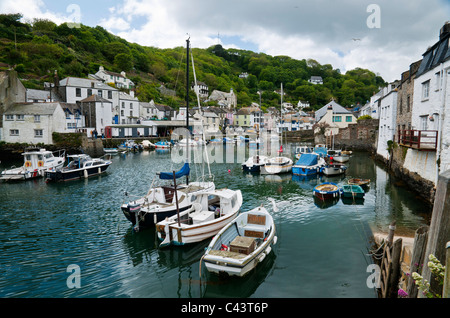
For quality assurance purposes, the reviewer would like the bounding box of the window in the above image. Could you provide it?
[16,115,24,121]
[435,72,441,91]
[420,115,428,130]
[406,95,411,112]
[10,129,19,136]
[34,129,43,137]
[6,115,14,121]
[108,91,112,99]
[76,88,81,97]
[345,116,352,122]
[87,89,92,96]
[333,116,342,122]
[122,102,125,108]
[422,80,430,100]
[34,115,40,122]
[98,90,102,98]
[399,97,403,115]
[130,103,133,109]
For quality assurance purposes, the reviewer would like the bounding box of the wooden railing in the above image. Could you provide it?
[397,129,438,151]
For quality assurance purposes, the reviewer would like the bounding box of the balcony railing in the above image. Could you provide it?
[397,129,438,151]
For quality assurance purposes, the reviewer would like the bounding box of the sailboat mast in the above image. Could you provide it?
[186,37,190,185]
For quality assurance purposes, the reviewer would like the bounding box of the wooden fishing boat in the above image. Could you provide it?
[313,182,340,201]
[156,188,242,247]
[347,178,370,190]
[340,184,365,199]
[202,205,277,277]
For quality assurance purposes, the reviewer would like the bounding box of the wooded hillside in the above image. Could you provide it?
[0,13,386,111]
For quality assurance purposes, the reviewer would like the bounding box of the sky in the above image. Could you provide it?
[1,0,450,82]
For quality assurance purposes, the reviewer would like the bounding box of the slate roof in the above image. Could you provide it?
[315,100,351,121]
[416,23,450,78]
[5,102,61,115]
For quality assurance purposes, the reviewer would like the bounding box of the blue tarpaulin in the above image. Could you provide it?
[295,153,318,166]
[159,162,190,180]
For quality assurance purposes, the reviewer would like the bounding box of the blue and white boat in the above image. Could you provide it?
[292,153,326,176]
[155,140,172,149]
[294,146,314,160]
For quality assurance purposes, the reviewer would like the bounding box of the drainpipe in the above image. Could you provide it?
[436,64,450,183]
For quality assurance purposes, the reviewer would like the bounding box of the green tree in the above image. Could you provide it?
[114,53,133,72]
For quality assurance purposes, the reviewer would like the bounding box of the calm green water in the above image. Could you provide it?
[0,143,431,298]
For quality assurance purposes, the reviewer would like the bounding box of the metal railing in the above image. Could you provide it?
[397,129,438,150]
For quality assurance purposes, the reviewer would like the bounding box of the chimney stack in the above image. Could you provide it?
[440,21,450,40]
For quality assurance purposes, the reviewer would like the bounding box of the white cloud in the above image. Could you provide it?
[2,0,450,82]
[0,0,73,25]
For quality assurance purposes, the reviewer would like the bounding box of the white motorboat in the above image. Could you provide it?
[156,188,242,247]
[292,153,326,176]
[261,156,293,174]
[1,148,65,181]
[321,163,347,176]
[242,155,269,173]
[294,146,314,160]
[44,154,112,182]
[202,205,277,277]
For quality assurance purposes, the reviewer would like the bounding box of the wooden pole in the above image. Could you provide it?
[444,241,450,298]
[407,225,429,298]
[387,220,396,247]
[172,171,180,227]
[388,238,403,298]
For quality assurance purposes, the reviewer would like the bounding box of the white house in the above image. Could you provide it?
[26,89,53,103]
[308,76,323,85]
[61,102,85,132]
[118,91,139,125]
[58,77,119,107]
[376,82,399,160]
[209,89,237,109]
[79,95,113,136]
[315,101,357,135]
[297,100,310,109]
[139,100,158,121]
[406,22,450,183]
[3,102,66,144]
[94,66,135,90]
[191,81,209,99]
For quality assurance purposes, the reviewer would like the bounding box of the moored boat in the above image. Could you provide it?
[156,188,243,247]
[155,140,172,149]
[1,148,65,181]
[120,162,215,230]
[340,184,365,199]
[292,153,326,176]
[242,155,269,173]
[347,178,370,191]
[261,156,293,175]
[313,182,340,201]
[202,205,277,277]
[294,146,314,160]
[321,163,347,176]
[45,154,112,182]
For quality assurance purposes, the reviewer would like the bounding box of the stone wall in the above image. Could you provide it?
[315,118,379,151]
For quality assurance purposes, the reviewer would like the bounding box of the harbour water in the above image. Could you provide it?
[0,143,431,298]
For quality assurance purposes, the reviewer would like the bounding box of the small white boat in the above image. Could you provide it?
[242,155,269,173]
[331,153,350,163]
[202,205,277,277]
[177,138,199,147]
[104,148,119,154]
[261,156,293,174]
[321,163,347,176]
[294,146,314,160]
[1,148,65,181]
[156,188,242,247]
